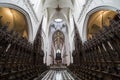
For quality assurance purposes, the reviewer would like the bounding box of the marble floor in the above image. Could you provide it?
[41,69,75,80]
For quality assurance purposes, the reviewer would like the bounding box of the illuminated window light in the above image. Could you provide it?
[55,18,63,22]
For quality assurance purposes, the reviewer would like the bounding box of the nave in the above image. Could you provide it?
[1,0,120,80]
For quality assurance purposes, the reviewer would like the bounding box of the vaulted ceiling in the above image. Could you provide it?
[42,0,75,23]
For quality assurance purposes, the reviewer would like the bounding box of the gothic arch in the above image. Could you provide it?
[82,6,118,42]
[0,3,33,41]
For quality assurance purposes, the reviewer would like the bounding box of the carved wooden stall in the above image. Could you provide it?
[0,16,47,80]
[72,20,83,65]
[68,11,120,80]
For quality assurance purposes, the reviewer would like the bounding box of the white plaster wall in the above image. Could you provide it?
[64,31,71,66]
[46,33,53,65]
